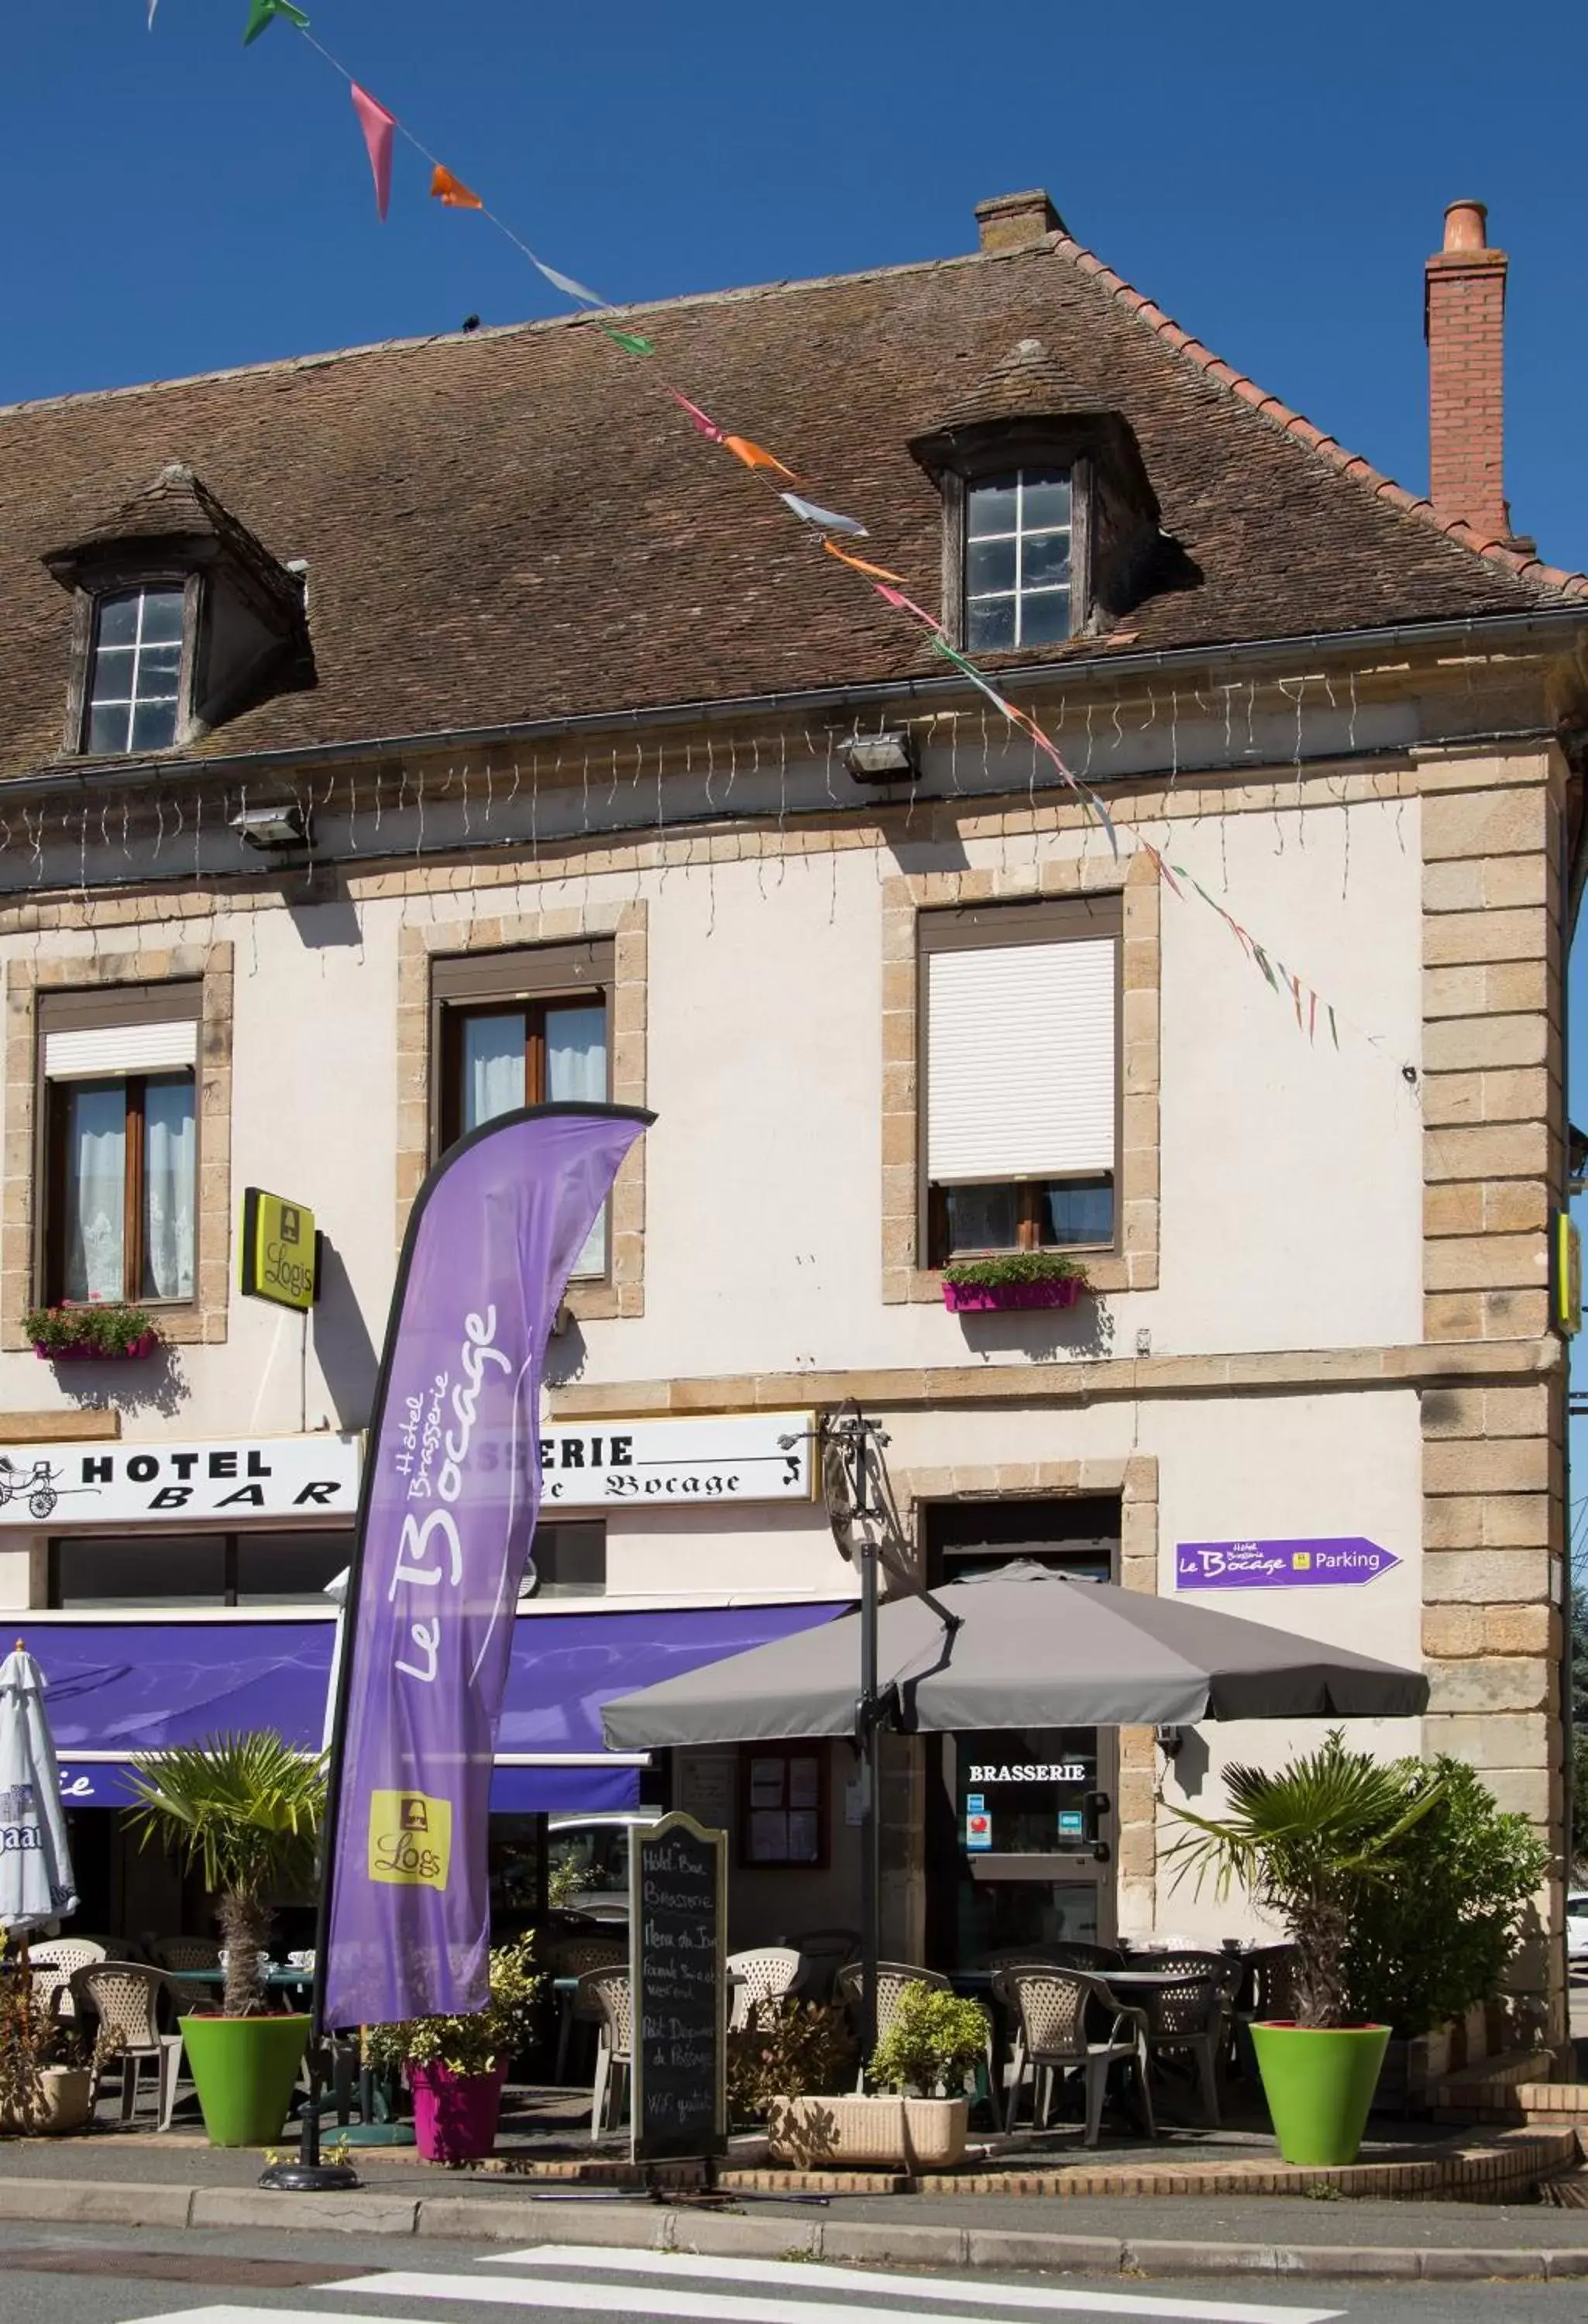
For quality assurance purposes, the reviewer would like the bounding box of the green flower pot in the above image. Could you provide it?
[1249,2021,1390,2167]
[180,2015,309,2148]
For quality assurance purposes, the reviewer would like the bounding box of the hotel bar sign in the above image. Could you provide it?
[0,1433,362,1527]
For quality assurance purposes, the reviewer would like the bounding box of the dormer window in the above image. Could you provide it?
[43,464,313,759]
[909,343,1175,655]
[84,586,187,755]
[965,468,1073,650]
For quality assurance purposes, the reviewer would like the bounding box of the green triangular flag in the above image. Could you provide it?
[244,0,309,44]
[599,326,655,356]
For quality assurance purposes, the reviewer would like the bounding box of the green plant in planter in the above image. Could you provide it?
[727,1998,855,2121]
[125,1731,325,2018]
[1,1945,90,2134]
[364,1937,544,2077]
[1342,1756,1550,2038]
[940,1252,1086,1291]
[1166,1733,1447,2168]
[23,1298,161,1357]
[868,1982,988,2097]
[1165,1731,1443,2028]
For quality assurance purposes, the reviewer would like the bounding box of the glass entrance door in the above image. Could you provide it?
[947,1724,1116,1965]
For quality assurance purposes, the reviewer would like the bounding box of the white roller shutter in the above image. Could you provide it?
[927,938,1115,1181]
[44,1021,197,1081]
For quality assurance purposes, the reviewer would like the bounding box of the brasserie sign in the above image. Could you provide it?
[536,1411,813,1509]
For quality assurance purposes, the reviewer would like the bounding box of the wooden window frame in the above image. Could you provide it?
[940,431,1093,653]
[35,982,204,1310]
[737,1740,830,1871]
[916,896,1122,1270]
[430,941,614,1154]
[67,571,201,758]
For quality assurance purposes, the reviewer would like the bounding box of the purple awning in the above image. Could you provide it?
[34,1600,846,1814]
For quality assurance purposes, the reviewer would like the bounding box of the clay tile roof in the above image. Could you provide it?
[932,337,1083,432]
[1,222,1584,778]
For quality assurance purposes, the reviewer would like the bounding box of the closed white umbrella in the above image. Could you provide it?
[0,1643,78,1935]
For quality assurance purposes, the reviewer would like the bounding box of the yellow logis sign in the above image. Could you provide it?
[1554,1211,1581,1338]
[239,1187,318,1312]
[366,1790,452,1889]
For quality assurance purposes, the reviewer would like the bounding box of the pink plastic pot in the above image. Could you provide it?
[35,1332,158,1362]
[407,2058,507,2163]
[942,1275,1084,1313]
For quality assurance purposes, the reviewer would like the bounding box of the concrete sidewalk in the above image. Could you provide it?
[5,2148,1588,2282]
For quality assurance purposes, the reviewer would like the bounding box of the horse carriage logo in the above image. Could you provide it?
[0,1456,102,1521]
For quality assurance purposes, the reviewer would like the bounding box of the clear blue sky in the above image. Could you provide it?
[7,2,1588,1551]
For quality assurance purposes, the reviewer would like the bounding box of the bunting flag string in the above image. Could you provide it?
[350,84,396,223]
[242,0,308,43]
[722,435,799,480]
[199,0,1395,1067]
[430,163,483,211]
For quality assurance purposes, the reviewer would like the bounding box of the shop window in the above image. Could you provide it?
[431,942,613,1278]
[37,982,203,1305]
[739,1741,827,1868]
[49,1527,354,1608]
[919,897,1119,1266]
[522,1520,607,1599]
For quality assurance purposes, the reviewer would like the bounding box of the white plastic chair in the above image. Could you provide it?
[28,1938,106,2019]
[579,1965,631,2140]
[726,1946,804,2033]
[71,1961,187,2130]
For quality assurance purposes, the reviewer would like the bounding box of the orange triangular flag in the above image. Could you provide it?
[721,435,799,482]
[431,163,483,211]
[823,539,907,584]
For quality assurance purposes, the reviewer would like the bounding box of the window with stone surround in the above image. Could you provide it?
[397,904,647,1323]
[919,896,1120,1267]
[2,944,234,1350]
[880,865,1157,1304]
[431,940,614,1280]
[37,982,201,1305]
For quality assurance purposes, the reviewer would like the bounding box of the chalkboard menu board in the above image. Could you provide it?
[631,1810,726,2161]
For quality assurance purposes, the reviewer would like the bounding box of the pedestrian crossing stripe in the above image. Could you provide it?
[314,2266,1347,2324]
[483,2245,1346,2324]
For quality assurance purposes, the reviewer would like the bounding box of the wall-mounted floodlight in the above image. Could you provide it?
[231,802,308,851]
[840,731,917,783]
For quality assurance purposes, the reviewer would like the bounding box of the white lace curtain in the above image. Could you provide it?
[62,1076,194,1303]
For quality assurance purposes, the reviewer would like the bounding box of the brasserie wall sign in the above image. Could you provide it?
[535,1411,814,1509]
[0,1433,362,1528]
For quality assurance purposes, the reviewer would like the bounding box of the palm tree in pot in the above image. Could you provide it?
[1165,1730,1443,2167]
[126,1731,325,2146]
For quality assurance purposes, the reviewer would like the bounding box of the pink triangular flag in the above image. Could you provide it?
[350,82,397,223]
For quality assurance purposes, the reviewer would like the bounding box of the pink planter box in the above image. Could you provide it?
[942,1276,1084,1314]
[35,1332,159,1362]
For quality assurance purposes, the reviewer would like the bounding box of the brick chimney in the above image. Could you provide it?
[1425,198,1510,540]
[974,191,1065,254]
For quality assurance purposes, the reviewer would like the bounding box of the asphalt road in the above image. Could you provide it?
[5,2229,1587,2324]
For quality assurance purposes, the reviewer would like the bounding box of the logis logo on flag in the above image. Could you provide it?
[366,1790,452,1890]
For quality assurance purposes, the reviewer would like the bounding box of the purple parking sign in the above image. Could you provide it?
[1176,1538,1401,1591]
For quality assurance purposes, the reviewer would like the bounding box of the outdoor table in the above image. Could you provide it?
[163,1967,315,2005]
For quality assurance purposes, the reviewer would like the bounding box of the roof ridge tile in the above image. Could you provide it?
[1050,231,1588,602]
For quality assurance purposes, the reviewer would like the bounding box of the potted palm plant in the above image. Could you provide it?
[125,1731,325,2148]
[1165,1731,1444,2166]
[364,1937,542,2163]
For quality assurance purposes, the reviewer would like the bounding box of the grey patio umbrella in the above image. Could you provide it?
[601,1560,1428,1750]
